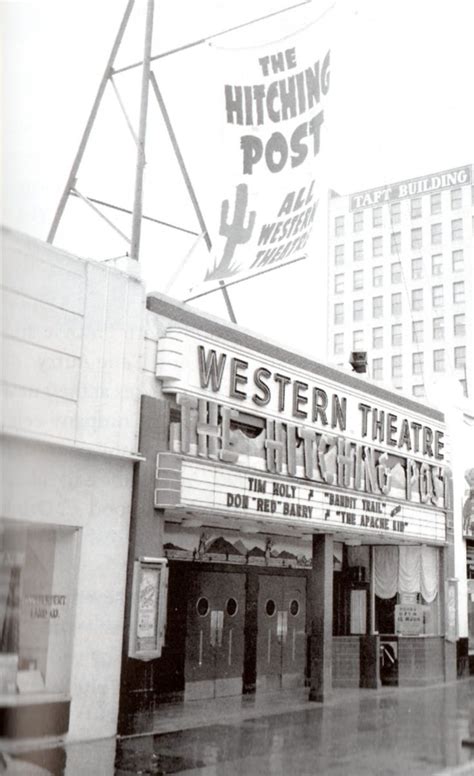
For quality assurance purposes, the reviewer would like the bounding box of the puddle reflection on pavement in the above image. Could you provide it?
[5,680,474,776]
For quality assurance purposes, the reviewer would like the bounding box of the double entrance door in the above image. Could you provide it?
[184,569,307,700]
[184,571,245,700]
[257,574,307,691]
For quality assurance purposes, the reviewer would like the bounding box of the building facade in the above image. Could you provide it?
[0,229,144,747]
[0,226,468,752]
[118,292,456,735]
[327,164,473,401]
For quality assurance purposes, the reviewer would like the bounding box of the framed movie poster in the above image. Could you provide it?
[128,557,168,660]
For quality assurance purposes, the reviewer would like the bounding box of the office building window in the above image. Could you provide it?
[430,192,441,215]
[353,240,364,261]
[392,355,402,378]
[451,218,463,240]
[431,254,443,276]
[353,299,363,321]
[454,346,466,369]
[334,303,344,324]
[451,188,462,209]
[413,384,425,397]
[373,327,383,348]
[334,333,344,354]
[335,244,344,265]
[335,215,344,236]
[391,232,401,254]
[452,249,464,272]
[433,349,445,372]
[353,330,364,350]
[373,207,383,228]
[334,273,344,293]
[453,313,466,337]
[412,352,424,375]
[353,269,364,290]
[373,235,383,257]
[411,257,423,279]
[390,201,401,224]
[373,265,383,287]
[391,292,402,315]
[412,288,423,311]
[453,281,465,303]
[412,320,423,343]
[372,358,383,380]
[411,198,422,219]
[433,317,444,340]
[432,285,444,307]
[372,296,383,318]
[431,223,442,245]
[353,211,363,232]
[391,262,402,283]
[411,227,422,249]
[392,323,402,346]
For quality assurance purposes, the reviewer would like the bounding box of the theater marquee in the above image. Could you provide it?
[155,328,448,543]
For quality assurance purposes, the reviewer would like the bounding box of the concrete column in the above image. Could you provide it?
[309,533,333,702]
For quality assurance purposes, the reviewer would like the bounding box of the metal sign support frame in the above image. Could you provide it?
[46,0,312,322]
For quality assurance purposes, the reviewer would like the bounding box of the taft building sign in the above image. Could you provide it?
[155,328,447,543]
[349,164,471,210]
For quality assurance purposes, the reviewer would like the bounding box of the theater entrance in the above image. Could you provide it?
[257,574,307,691]
[184,570,245,700]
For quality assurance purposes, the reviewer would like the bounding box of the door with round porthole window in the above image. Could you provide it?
[184,571,246,701]
[281,576,307,687]
[256,574,307,691]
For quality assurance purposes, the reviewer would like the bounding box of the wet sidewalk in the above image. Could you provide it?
[6,679,474,775]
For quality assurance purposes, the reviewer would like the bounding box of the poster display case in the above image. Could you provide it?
[128,558,168,661]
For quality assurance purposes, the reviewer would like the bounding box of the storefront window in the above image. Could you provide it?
[373,545,441,636]
[0,521,79,699]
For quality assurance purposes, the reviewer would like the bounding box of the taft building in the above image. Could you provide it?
[326,163,473,401]
[118,292,456,734]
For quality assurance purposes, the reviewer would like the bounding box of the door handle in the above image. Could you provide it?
[210,610,224,647]
[277,611,288,642]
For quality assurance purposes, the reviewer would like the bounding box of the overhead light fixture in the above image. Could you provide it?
[349,351,368,374]
[184,516,203,528]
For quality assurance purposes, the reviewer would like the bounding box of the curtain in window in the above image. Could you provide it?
[420,545,439,603]
[374,546,398,599]
[374,545,439,602]
[399,546,421,594]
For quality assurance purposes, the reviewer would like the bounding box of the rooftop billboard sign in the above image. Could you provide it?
[182,7,333,287]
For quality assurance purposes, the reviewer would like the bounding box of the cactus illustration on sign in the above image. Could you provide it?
[205,183,256,281]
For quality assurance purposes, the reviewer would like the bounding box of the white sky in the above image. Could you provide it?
[2,0,474,359]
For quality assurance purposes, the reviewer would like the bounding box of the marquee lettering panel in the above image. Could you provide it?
[156,328,445,467]
[155,456,446,544]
